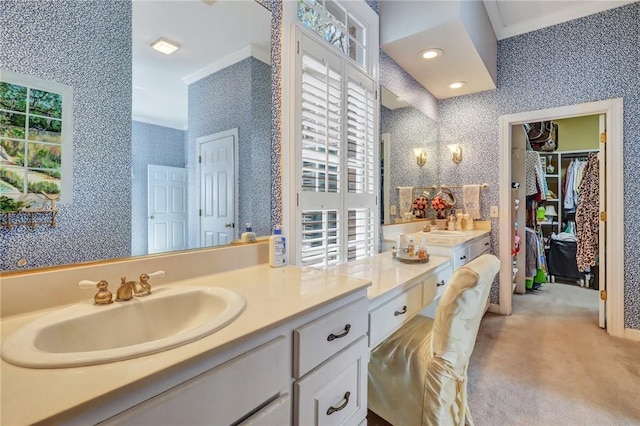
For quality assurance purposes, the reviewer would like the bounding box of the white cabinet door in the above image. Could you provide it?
[295,337,368,426]
[103,337,288,426]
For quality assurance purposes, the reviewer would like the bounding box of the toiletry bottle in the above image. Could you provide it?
[407,236,415,258]
[241,222,257,242]
[269,225,287,267]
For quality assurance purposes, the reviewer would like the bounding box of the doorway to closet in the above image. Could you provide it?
[512,115,601,324]
[497,98,624,339]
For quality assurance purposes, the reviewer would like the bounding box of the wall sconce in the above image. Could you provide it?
[448,144,462,164]
[413,148,427,167]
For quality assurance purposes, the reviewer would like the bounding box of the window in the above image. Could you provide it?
[296,30,378,268]
[297,0,367,70]
[0,70,73,203]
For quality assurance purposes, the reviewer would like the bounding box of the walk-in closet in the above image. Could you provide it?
[511,115,602,296]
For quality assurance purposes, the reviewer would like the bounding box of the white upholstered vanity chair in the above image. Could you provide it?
[368,254,501,426]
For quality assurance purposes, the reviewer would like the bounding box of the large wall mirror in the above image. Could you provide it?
[380,86,439,225]
[1,0,278,273]
[131,0,272,256]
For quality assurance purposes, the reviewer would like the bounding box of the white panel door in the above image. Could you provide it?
[598,114,606,329]
[147,165,188,254]
[198,130,237,247]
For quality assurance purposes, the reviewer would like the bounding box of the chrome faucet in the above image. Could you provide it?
[115,271,166,302]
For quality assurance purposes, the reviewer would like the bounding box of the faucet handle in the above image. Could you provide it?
[78,279,113,305]
[146,270,166,280]
[78,279,100,289]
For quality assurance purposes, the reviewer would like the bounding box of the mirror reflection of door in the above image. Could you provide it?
[198,129,237,247]
[147,165,188,254]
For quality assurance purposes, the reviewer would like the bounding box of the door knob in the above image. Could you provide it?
[149,215,155,219]
[225,223,233,228]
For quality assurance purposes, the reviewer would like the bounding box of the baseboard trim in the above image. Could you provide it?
[487,303,501,314]
[623,328,640,342]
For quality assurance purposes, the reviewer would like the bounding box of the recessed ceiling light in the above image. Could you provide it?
[151,37,180,55]
[449,81,467,89]
[419,48,443,60]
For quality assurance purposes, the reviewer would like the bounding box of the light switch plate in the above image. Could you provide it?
[490,206,499,217]
[390,205,397,215]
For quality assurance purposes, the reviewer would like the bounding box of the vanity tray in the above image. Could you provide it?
[392,252,430,264]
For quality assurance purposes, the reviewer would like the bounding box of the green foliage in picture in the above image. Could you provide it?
[29,89,62,118]
[0,83,27,113]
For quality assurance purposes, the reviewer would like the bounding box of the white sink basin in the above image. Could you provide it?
[1,286,246,368]
[422,230,468,237]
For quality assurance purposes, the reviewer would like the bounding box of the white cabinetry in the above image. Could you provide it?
[293,298,369,426]
[100,292,370,426]
[420,234,491,317]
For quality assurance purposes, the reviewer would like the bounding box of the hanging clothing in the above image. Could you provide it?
[525,227,547,279]
[576,153,599,272]
[525,150,548,199]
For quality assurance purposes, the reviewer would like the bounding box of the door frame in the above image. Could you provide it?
[196,128,239,245]
[497,98,624,338]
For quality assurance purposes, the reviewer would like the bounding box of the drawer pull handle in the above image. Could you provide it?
[484,242,490,246]
[327,324,351,341]
[394,305,408,316]
[327,391,351,415]
[460,255,467,260]
[437,280,445,287]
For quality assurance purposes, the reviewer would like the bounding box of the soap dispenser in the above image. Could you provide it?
[269,225,287,267]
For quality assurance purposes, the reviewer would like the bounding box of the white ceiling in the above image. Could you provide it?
[381,0,635,100]
[133,1,634,128]
[132,0,270,130]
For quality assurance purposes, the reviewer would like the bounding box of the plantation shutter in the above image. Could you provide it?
[296,29,378,268]
[345,66,377,261]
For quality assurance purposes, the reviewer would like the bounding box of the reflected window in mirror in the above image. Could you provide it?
[1,70,73,205]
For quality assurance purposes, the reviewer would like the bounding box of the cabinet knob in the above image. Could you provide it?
[326,391,351,415]
[327,324,351,341]
[394,305,408,316]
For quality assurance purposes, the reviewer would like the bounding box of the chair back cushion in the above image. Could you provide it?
[431,254,500,371]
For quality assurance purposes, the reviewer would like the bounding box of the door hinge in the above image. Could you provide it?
[297,193,299,207]
[199,209,202,217]
[600,211,607,221]
[600,132,607,143]
[199,155,202,164]
[297,40,300,55]
[600,289,607,301]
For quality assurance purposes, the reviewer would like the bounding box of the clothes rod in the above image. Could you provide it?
[396,183,489,190]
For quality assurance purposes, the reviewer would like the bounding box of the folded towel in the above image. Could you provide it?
[398,186,414,215]
[463,185,481,219]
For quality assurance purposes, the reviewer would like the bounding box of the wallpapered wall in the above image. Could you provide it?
[131,122,186,256]
[438,3,640,329]
[187,57,272,245]
[0,1,132,271]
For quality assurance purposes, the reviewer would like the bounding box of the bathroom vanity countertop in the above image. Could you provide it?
[0,265,371,425]
[322,251,451,309]
[410,229,490,247]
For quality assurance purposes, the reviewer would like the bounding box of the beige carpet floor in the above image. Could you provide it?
[368,282,640,425]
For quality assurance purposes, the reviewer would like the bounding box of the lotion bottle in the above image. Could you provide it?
[269,225,287,267]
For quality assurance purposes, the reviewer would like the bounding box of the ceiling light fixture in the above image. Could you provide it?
[449,81,466,89]
[419,48,443,60]
[151,37,180,55]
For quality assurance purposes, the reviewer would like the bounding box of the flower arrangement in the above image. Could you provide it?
[412,196,428,219]
[431,195,451,219]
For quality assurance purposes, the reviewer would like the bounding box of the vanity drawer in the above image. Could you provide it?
[452,246,471,269]
[368,284,422,349]
[294,297,368,378]
[431,264,454,301]
[295,336,368,426]
[470,236,491,259]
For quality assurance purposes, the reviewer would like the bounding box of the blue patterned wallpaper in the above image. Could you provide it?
[187,57,272,245]
[438,3,640,328]
[131,122,186,256]
[0,0,132,271]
